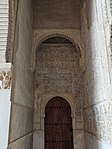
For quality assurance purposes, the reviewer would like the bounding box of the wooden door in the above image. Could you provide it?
[45,97,73,149]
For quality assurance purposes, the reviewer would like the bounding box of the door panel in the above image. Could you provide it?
[45,97,73,149]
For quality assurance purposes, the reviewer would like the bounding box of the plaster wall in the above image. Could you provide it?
[0,90,11,149]
[81,0,112,148]
[8,0,34,148]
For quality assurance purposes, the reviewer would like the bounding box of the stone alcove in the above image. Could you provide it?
[6,0,112,148]
[33,36,84,149]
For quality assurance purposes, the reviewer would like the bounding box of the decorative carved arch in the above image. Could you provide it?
[41,94,75,119]
[31,32,81,71]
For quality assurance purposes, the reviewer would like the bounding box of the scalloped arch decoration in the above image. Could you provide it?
[41,93,75,119]
[31,31,81,71]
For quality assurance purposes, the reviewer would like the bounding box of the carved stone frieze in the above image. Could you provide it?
[102,0,111,23]
[84,100,112,144]
[0,70,12,89]
[35,44,80,94]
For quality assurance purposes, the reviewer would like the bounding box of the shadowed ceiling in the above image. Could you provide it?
[33,0,81,29]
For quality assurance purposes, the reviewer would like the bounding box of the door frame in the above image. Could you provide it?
[40,93,75,149]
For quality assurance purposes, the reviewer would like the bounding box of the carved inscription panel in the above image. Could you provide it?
[34,43,83,130]
[35,44,80,94]
[84,100,112,144]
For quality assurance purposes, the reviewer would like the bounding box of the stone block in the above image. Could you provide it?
[9,104,33,142]
[8,133,33,149]
[33,131,44,149]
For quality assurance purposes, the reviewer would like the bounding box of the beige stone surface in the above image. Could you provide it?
[10,0,33,107]
[33,131,44,149]
[81,0,112,148]
[8,0,34,148]
[84,132,112,149]
[73,130,84,149]
[9,104,33,142]
[8,133,33,149]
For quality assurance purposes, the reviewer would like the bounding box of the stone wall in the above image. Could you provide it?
[81,0,112,148]
[33,42,84,149]
[8,0,34,148]
[6,0,112,148]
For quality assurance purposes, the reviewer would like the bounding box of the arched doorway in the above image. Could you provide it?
[45,97,73,149]
[33,36,81,149]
